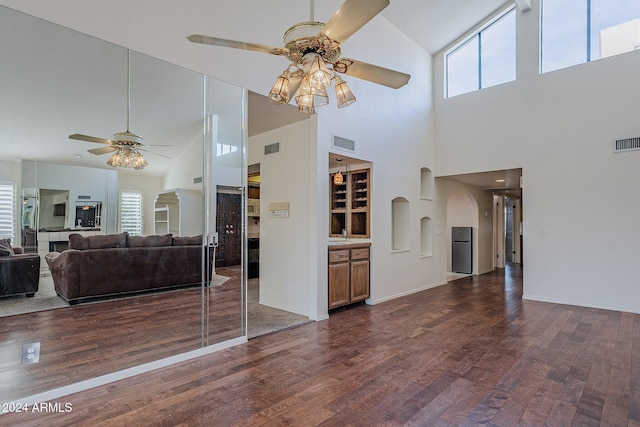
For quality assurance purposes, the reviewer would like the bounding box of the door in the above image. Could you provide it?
[215,192,242,267]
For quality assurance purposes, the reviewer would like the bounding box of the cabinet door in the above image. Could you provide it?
[350,259,370,302]
[328,262,351,309]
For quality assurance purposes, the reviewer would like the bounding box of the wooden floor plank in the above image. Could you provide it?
[2,264,640,426]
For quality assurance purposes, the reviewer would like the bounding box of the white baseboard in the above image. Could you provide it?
[522,294,640,315]
[366,281,448,305]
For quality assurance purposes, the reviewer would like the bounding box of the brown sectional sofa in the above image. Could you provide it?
[46,232,206,304]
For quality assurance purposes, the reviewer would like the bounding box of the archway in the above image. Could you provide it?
[446,190,479,275]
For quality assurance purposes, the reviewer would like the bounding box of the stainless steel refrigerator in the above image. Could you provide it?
[452,227,472,274]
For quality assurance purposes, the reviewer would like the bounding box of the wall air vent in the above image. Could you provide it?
[332,134,355,152]
[264,142,280,156]
[613,137,640,153]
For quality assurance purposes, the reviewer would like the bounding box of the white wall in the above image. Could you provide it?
[118,172,164,235]
[248,119,314,317]
[2,1,442,319]
[313,17,437,311]
[163,133,204,192]
[434,0,640,313]
[21,160,118,234]
[438,179,494,275]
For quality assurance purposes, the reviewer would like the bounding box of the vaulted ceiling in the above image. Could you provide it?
[0,1,514,177]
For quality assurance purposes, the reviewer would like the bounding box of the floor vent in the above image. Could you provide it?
[613,137,640,152]
[332,135,355,152]
[264,142,280,156]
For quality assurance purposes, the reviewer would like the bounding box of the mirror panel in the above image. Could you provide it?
[0,5,246,402]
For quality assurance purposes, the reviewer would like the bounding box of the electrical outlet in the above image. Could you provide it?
[21,342,40,365]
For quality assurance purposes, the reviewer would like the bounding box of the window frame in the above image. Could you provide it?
[540,0,640,73]
[445,4,517,98]
[0,181,16,243]
[120,190,143,236]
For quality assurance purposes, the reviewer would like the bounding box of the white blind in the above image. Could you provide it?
[0,182,15,242]
[120,191,143,236]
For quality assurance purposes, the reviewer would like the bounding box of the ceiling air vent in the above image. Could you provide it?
[613,137,640,153]
[264,142,280,156]
[332,134,355,152]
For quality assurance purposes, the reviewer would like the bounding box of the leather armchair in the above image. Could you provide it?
[0,246,40,298]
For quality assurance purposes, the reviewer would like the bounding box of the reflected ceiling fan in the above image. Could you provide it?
[69,50,169,170]
[187,0,410,113]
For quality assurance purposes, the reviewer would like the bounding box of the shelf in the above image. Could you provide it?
[330,168,370,238]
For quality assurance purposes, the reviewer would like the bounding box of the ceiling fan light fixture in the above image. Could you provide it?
[297,102,315,114]
[295,75,328,109]
[334,74,356,108]
[106,147,147,170]
[133,150,148,170]
[106,149,124,168]
[269,69,291,104]
[308,55,331,90]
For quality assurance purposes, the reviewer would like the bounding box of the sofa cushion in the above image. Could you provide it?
[69,232,128,250]
[172,235,202,246]
[128,234,172,247]
[0,238,13,257]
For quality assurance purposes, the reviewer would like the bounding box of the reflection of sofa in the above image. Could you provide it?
[0,239,40,298]
[45,232,205,304]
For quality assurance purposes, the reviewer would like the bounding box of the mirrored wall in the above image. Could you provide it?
[0,5,246,403]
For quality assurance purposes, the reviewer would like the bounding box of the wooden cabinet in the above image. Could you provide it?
[248,186,260,199]
[328,243,370,309]
[330,168,370,238]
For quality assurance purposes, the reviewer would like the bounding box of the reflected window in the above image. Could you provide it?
[217,143,238,157]
[541,0,640,73]
[120,191,143,236]
[0,182,15,241]
[446,6,516,98]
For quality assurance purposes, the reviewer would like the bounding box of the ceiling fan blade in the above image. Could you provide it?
[187,35,288,56]
[138,148,171,159]
[87,146,117,155]
[69,133,113,144]
[321,0,389,44]
[334,58,410,89]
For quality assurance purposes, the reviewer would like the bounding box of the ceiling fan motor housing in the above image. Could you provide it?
[113,131,143,145]
[283,22,341,65]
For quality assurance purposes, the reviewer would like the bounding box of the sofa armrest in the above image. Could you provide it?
[46,250,81,301]
[13,246,24,254]
[0,253,40,296]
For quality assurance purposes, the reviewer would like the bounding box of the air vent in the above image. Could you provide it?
[613,137,640,152]
[332,135,355,152]
[264,142,280,156]
[193,177,203,184]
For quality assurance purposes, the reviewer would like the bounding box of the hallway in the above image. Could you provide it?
[4,264,638,426]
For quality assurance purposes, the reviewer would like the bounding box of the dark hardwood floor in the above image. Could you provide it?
[0,267,243,402]
[3,264,640,426]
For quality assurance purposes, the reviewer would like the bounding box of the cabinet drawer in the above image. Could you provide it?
[351,248,369,260]
[329,250,350,263]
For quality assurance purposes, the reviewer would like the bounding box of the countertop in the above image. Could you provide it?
[328,239,371,249]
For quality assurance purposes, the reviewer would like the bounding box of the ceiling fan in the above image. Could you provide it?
[69,50,169,170]
[187,0,410,113]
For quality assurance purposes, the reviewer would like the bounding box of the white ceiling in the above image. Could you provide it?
[0,1,517,187]
[382,0,512,54]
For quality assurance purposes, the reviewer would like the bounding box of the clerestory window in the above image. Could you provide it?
[445,5,516,98]
[541,0,640,73]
